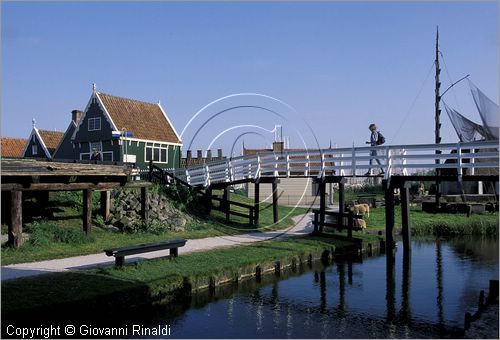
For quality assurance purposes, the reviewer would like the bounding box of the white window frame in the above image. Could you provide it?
[102,151,113,161]
[80,153,90,160]
[32,144,38,155]
[145,143,169,164]
[90,141,102,152]
[88,117,101,131]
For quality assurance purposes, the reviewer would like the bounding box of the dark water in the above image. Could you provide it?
[136,237,498,338]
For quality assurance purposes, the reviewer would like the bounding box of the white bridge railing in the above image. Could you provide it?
[168,140,499,187]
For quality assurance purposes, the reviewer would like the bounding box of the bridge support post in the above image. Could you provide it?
[254,181,260,226]
[223,187,230,222]
[9,191,23,248]
[338,178,346,229]
[101,190,111,222]
[140,187,149,221]
[272,180,279,223]
[400,183,411,252]
[319,179,326,233]
[383,180,394,251]
[83,189,93,235]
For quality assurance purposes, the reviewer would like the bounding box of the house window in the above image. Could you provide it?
[102,152,113,161]
[90,141,102,152]
[32,145,38,155]
[80,153,90,160]
[145,144,168,163]
[88,117,101,131]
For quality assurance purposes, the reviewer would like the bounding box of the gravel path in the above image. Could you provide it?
[1,213,314,281]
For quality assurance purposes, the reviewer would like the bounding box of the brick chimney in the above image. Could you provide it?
[206,149,212,161]
[197,150,202,159]
[217,148,223,159]
[71,110,83,124]
[186,150,192,161]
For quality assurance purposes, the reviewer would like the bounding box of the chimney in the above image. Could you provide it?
[71,110,83,124]
[186,150,192,161]
[197,150,202,159]
[272,141,284,153]
[217,148,223,159]
[206,149,212,161]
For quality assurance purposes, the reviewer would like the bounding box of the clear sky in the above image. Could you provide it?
[2,1,498,155]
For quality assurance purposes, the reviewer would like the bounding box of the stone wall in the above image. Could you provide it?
[109,189,189,232]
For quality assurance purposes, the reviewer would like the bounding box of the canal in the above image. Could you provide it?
[133,237,498,338]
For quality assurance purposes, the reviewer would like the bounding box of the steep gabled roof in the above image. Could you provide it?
[96,92,181,144]
[1,137,27,158]
[38,130,65,156]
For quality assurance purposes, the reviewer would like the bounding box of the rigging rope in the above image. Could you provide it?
[391,61,435,143]
[440,51,463,113]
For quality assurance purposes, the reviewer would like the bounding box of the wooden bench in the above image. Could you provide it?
[104,239,187,266]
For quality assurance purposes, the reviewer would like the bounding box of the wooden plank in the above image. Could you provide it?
[1,181,151,191]
[141,186,149,221]
[272,180,279,223]
[83,189,92,235]
[384,180,395,251]
[9,191,23,248]
[100,190,111,221]
[401,185,411,252]
[223,188,230,222]
[254,181,260,226]
[319,180,326,233]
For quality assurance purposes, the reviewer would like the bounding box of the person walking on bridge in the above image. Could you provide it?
[365,123,385,175]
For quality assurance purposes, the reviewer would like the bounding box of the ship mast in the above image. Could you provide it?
[435,26,441,206]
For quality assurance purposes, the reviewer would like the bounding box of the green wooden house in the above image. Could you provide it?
[71,85,182,169]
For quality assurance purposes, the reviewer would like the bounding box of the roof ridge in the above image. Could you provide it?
[38,129,65,134]
[97,91,159,107]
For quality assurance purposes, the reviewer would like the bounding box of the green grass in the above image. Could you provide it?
[361,205,498,236]
[2,235,370,316]
[1,190,309,265]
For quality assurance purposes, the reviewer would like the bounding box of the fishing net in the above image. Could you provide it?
[468,79,499,140]
[443,102,488,142]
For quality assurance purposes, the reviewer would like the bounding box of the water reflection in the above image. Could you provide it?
[134,237,498,339]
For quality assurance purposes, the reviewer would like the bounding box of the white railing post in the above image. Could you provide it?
[204,164,210,187]
[305,154,310,177]
[470,147,475,176]
[384,147,391,179]
[457,143,463,179]
[339,152,345,177]
[320,152,325,178]
[351,144,356,177]
[228,160,234,182]
[185,169,191,185]
[274,155,279,177]
[286,154,290,177]
[402,149,408,176]
[256,155,261,179]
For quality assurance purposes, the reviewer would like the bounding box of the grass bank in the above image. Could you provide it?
[2,234,380,319]
[1,190,308,265]
[361,206,498,236]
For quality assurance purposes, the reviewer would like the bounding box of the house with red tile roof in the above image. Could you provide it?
[22,120,65,159]
[1,137,27,158]
[71,85,182,169]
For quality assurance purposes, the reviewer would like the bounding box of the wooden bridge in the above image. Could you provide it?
[151,140,499,251]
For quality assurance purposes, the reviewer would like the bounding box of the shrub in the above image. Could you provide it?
[28,221,94,246]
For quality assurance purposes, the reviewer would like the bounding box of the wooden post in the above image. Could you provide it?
[83,189,92,235]
[141,186,149,221]
[223,187,230,222]
[100,190,111,221]
[319,179,326,233]
[9,191,23,248]
[338,180,345,228]
[254,181,260,226]
[386,247,396,322]
[383,180,395,250]
[401,184,411,252]
[272,180,279,223]
[347,212,353,239]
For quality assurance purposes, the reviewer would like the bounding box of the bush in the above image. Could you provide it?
[27,221,94,246]
[120,220,171,235]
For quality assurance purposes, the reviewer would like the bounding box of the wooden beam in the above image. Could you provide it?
[83,189,92,235]
[272,180,279,223]
[100,190,111,221]
[338,181,345,230]
[383,180,395,251]
[1,181,152,191]
[254,181,260,226]
[223,188,230,222]
[319,179,326,233]
[141,186,149,221]
[400,185,411,252]
[9,191,23,248]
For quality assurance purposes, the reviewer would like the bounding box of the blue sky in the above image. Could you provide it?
[2,2,498,154]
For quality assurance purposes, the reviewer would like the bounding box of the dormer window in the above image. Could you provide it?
[88,117,101,131]
[32,145,38,155]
